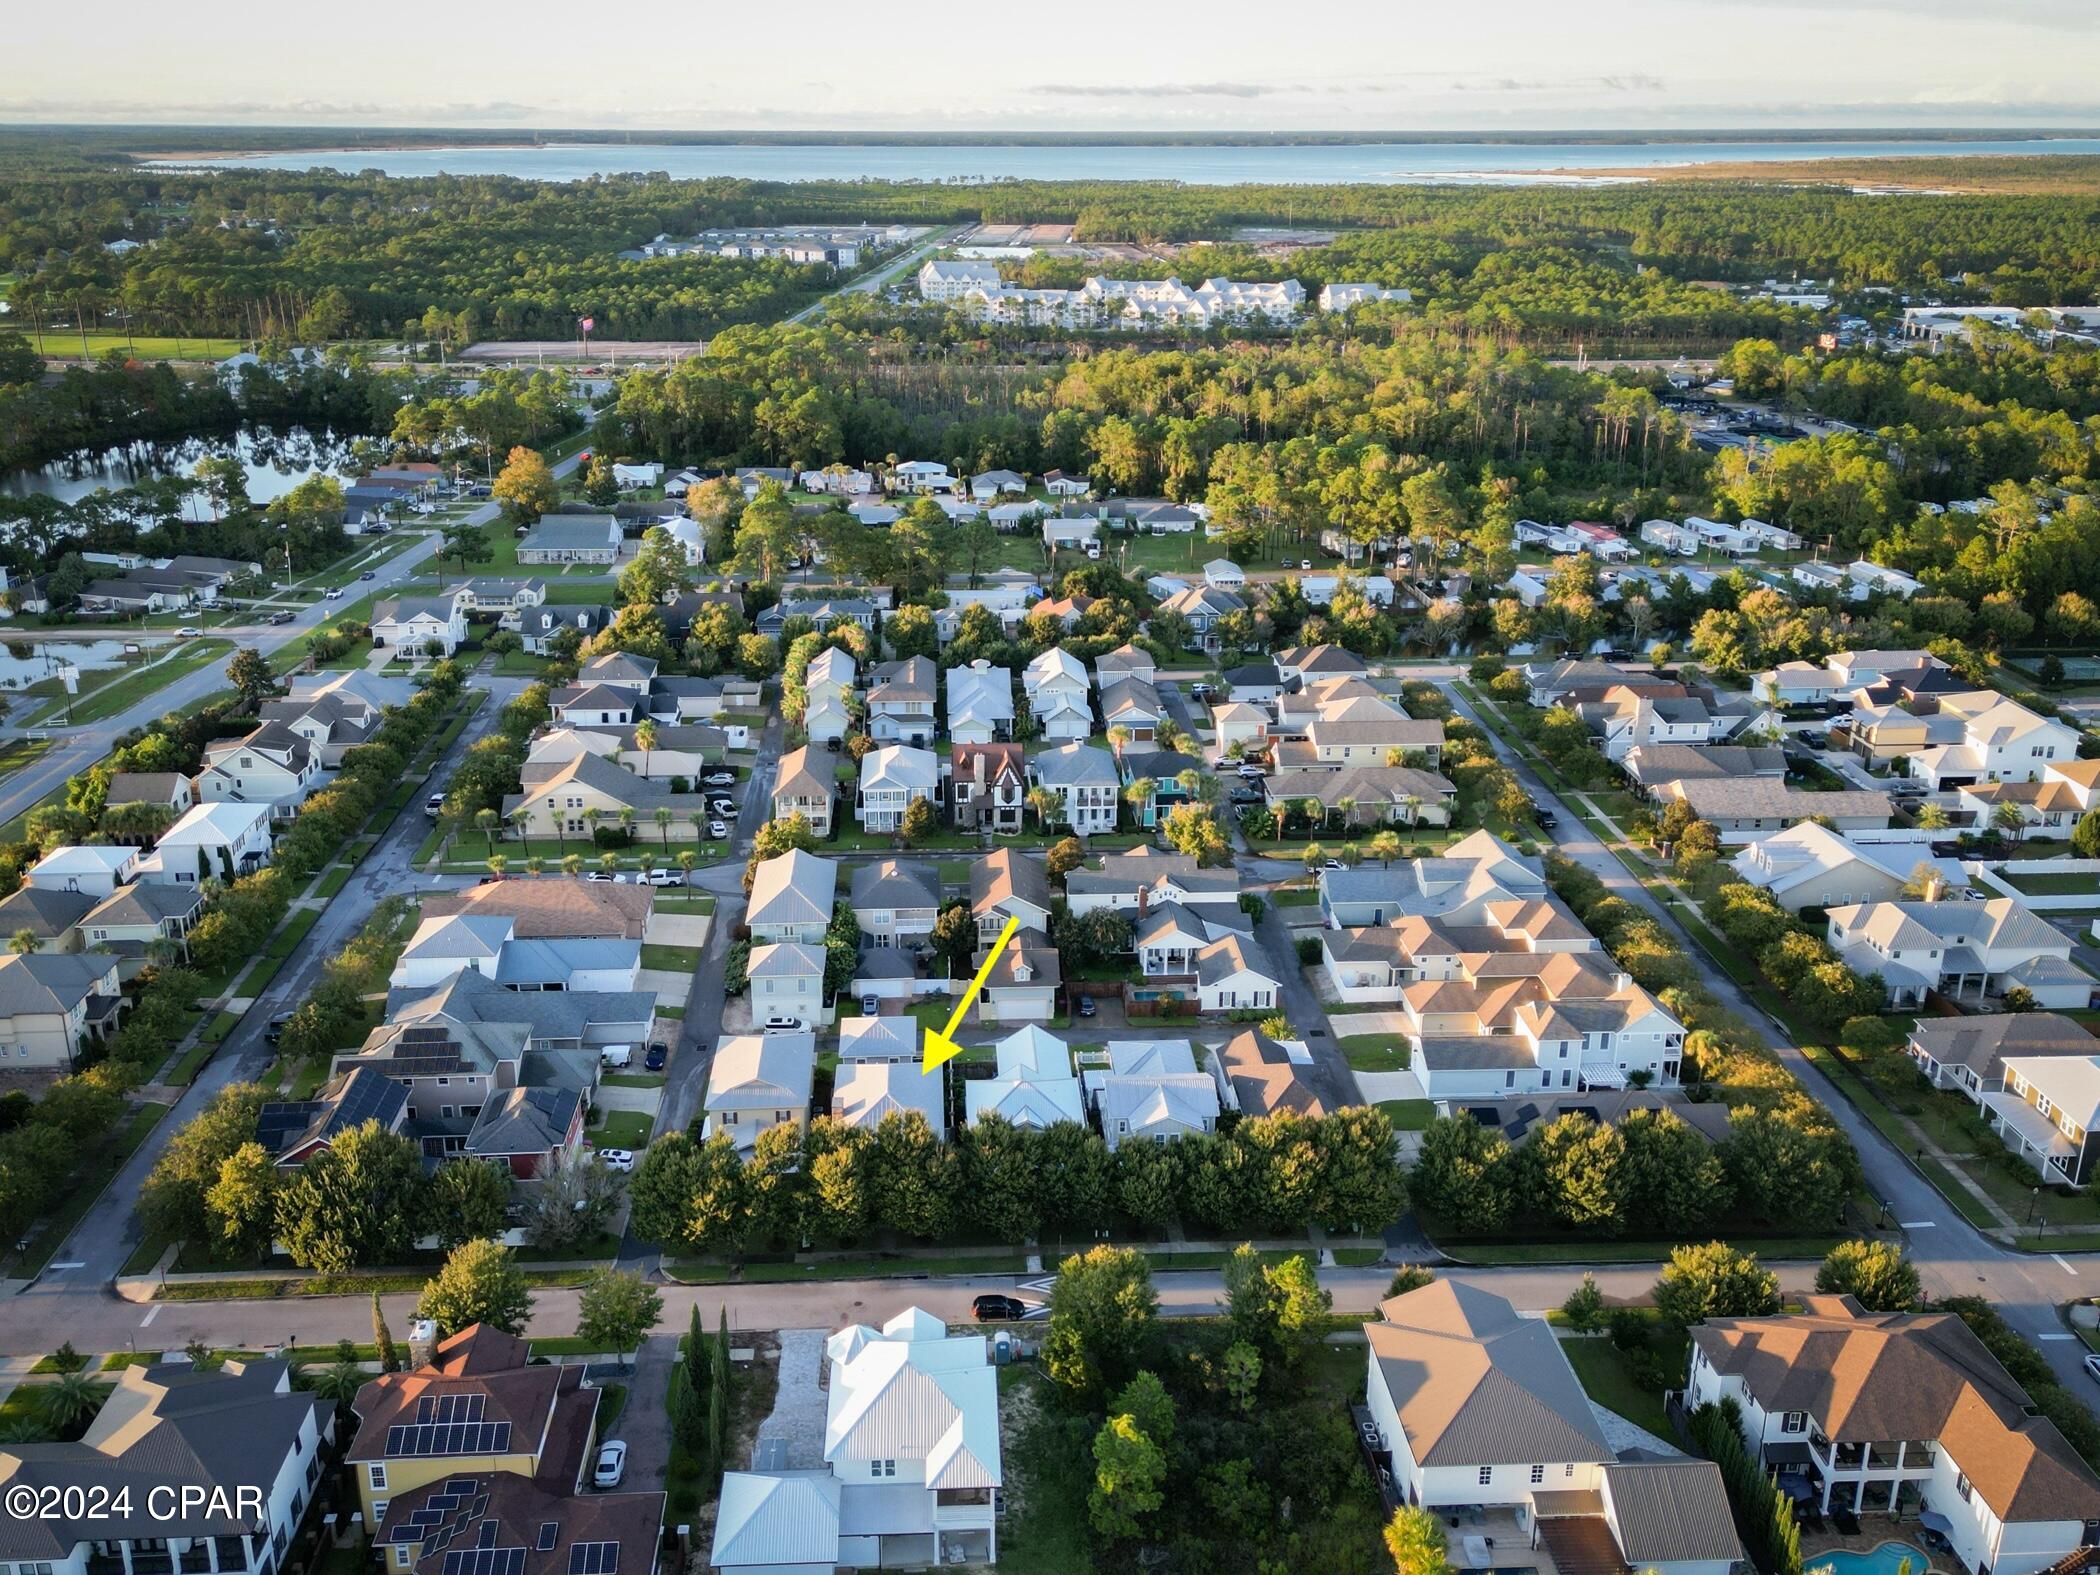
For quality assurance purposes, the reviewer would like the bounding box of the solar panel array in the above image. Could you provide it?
[417,1394,488,1425]
[441,1549,524,1575]
[535,1524,559,1553]
[385,1420,513,1457]
[568,1544,618,1575]
[380,1479,488,1545]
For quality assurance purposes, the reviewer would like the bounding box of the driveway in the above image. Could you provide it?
[616,1334,675,1491]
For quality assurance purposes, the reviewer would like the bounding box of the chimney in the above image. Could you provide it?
[407,1318,439,1371]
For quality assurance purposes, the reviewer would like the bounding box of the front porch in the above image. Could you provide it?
[1982,1090,2085,1188]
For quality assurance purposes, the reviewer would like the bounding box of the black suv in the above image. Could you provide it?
[972,1294,1027,1322]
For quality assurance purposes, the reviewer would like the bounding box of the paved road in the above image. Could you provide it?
[27,672,519,1290]
[0,532,444,827]
[786,228,963,327]
[0,1257,1821,1357]
[1442,678,2099,1394]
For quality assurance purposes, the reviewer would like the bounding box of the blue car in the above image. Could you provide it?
[644,1044,667,1071]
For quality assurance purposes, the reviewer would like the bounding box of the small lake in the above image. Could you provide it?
[0,426,358,516]
[174,137,2100,186]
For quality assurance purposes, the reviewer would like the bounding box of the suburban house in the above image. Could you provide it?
[770,746,836,837]
[831,1059,945,1138]
[1211,701,1271,756]
[1825,898,2090,1009]
[945,660,1015,744]
[502,752,713,841]
[969,468,1025,500]
[936,745,1020,840]
[1028,741,1120,836]
[452,576,548,621]
[103,771,195,816]
[1273,644,1367,686]
[858,745,940,833]
[0,951,123,1066]
[1222,660,1284,705]
[838,1015,920,1064]
[372,592,470,655]
[1907,1013,2099,1103]
[1021,647,1093,742]
[868,657,938,746]
[1727,822,1926,912]
[135,800,275,885]
[703,1032,816,1151]
[710,1307,1001,1572]
[971,928,1060,1023]
[850,859,939,949]
[1043,469,1089,496]
[1113,747,1205,829]
[1042,516,1101,554]
[517,515,621,565]
[1207,1029,1325,1118]
[259,691,380,769]
[1153,584,1245,652]
[530,722,727,784]
[747,849,837,945]
[1189,934,1280,1013]
[966,1024,1085,1130]
[1065,846,1239,923]
[383,1465,663,1575]
[79,880,205,961]
[1652,777,1893,844]
[27,844,139,897]
[1263,765,1457,830]
[1685,1294,2100,1567]
[196,721,321,817]
[748,941,829,1030]
[389,910,641,994]
[1623,743,1787,791]
[1094,644,1157,688]
[804,646,857,744]
[971,849,1054,946]
[1097,677,1163,745]
[1317,831,1546,929]
[0,1358,332,1575]
[1084,1040,1220,1149]
[0,885,95,953]
[1988,1056,2100,1188]
[1269,683,1444,772]
[522,601,612,654]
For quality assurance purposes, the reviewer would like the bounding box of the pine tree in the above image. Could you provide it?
[708,1305,732,1479]
[372,1292,400,1373]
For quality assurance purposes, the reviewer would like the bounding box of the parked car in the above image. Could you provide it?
[861,994,880,1015]
[266,610,295,625]
[645,867,681,886]
[1533,808,1559,829]
[359,571,377,581]
[592,1441,626,1489]
[971,1294,1027,1322]
[1075,994,1097,1019]
[702,771,736,787]
[599,1045,633,1069]
[595,1149,635,1172]
[644,1044,667,1071]
[708,819,729,839]
[2085,1354,2100,1388]
[585,870,618,882]
[762,1015,803,1031]
[425,792,447,818]
[265,1012,294,1045]
[176,626,204,637]
[1299,559,1313,570]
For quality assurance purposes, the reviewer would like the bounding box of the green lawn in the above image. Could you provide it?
[670,1251,1029,1283]
[31,639,234,725]
[1559,1325,1686,1439]
[2005,870,2100,896]
[1337,1034,1410,1072]
[0,736,57,780]
[30,330,248,360]
[590,1110,655,1150]
[9,1102,169,1276]
[1271,887,1321,907]
[1376,1099,1434,1131]
[639,944,701,973]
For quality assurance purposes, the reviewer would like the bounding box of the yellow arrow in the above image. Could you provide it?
[924,914,1020,1073]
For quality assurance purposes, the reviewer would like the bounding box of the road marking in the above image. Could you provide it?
[1898,1221,1937,1229]
[139,1304,161,1328]
[1018,1277,1057,1294]
[2042,1332,2078,1341]
[2055,1254,2079,1276]
[46,1262,84,1271]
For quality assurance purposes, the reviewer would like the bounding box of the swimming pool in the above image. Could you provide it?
[1808,1542,1935,1575]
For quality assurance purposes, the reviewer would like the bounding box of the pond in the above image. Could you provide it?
[0,425,359,515]
[0,638,171,690]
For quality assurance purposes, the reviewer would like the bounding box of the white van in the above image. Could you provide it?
[599,1045,634,1069]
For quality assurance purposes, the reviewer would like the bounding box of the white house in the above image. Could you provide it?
[747,849,837,945]
[1686,1295,2100,1567]
[196,721,321,818]
[1022,647,1092,742]
[1727,822,1925,912]
[966,1025,1085,1130]
[1083,1040,1219,1150]
[917,259,1003,302]
[747,941,829,1030]
[804,646,857,745]
[1027,742,1119,836]
[945,660,1014,745]
[135,800,274,886]
[867,656,937,747]
[1826,898,2090,1010]
[703,1032,815,1152]
[25,845,138,898]
[372,592,469,655]
[858,746,939,833]
[1318,282,1412,311]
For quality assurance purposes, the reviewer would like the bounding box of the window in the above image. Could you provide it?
[1529,1464,1545,1485]
[368,1465,388,1491]
[1955,1472,1971,1502]
[1477,1466,1493,1486]
[875,1459,896,1478]
[394,1549,413,1568]
[1783,1412,1806,1433]
[372,1503,389,1525]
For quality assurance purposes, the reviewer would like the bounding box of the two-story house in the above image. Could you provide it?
[1152,584,1244,653]
[1906,1013,2099,1105]
[372,592,469,655]
[970,850,1053,948]
[867,657,937,747]
[135,801,275,886]
[1027,742,1119,836]
[1083,1039,1219,1149]
[746,850,837,945]
[712,1307,1001,1571]
[950,743,1025,833]
[1021,648,1093,742]
[703,1032,815,1151]
[850,859,939,949]
[770,746,836,837]
[1825,898,2089,1010]
[858,746,939,833]
[804,646,857,745]
[1984,1054,2100,1189]
[196,722,320,819]
[0,951,124,1068]
[944,660,1014,746]
[1685,1295,2100,1570]
[747,942,828,1030]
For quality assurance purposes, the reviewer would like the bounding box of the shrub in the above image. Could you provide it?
[592,826,633,850]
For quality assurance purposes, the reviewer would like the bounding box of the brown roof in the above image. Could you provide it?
[1693,1298,2100,1523]
[422,878,651,940]
[1216,1030,1326,1118]
[951,742,1025,787]
[347,1324,575,1465]
[388,1466,664,1575]
[1909,1012,2097,1079]
[971,847,1052,919]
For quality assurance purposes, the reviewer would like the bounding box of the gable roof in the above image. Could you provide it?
[745,849,837,931]
[849,858,938,913]
[971,848,1052,920]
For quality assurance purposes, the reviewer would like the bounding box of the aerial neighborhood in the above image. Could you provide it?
[4,105,2100,1575]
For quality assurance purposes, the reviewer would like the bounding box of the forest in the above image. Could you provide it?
[5,139,2100,346]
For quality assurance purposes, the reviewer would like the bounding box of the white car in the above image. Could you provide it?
[645,868,682,887]
[176,626,204,638]
[708,819,729,839]
[702,772,736,787]
[592,1440,627,1488]
[762,1015,803,1031]
[595,1148,635,1172]
[325,588,344,599]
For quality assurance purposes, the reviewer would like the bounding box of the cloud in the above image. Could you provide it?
[1027,81,1286,99]
[1714,0,2095,27]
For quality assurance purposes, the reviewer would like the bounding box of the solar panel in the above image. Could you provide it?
[415,1394,488,1425]
[567,1544,618,1575]
[477,1524,498,1550]
[442,1549,525,1575]
[536,1525,559,1553]
[385,1420,512,1456]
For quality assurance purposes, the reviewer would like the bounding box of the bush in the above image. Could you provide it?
[1607,1305,1649,1352]
[1294,936,1320,966]
[592,826,633,850]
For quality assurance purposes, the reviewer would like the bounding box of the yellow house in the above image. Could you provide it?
[346,1325,599,1529]
[500,751,714,842]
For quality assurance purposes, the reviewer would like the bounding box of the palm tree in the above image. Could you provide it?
[1026,787,1061,832]
[654,807,674,848]
[40,1372,104,1433]
[599,853,620,875]
[677,850,698,883]
[561,853,584,878]
[634,719,658,778]
[507,808,532,850]
[525,856,544,876]
[1367,830,1403,867]
[1121,777,1155,829]
[1335,795,1358,835]
[487,854,508,878]
[1106,724,1131,758]
[1300,841,1326,873]
[583,807,604,849]
[1915,801,1951,831]
[617,808,637,846]
[1298,797,1324,839]
[474,808,498,854]
[689,808,711,843]
[1991,801,2029,846]
[9,928,39,956]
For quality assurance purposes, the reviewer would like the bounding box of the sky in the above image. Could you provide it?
[7,0,2100,131]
